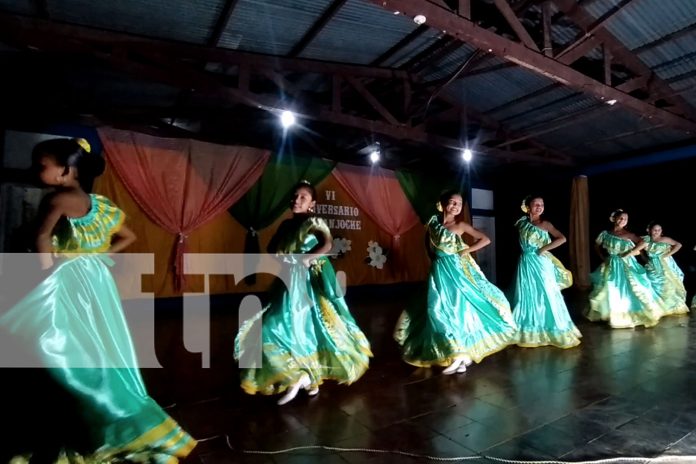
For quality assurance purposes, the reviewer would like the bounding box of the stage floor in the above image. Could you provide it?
[139,286,696,463]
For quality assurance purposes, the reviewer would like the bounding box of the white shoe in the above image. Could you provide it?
[307,387,319,396]
[277,374,310,405]
[456,363,467,373]
[442,358,464,375]
[463,356,473,367]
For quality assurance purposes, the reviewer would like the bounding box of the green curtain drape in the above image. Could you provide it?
[230,152,335,282]
[396,170,469,223]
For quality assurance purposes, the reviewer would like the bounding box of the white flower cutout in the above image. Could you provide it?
[369,254,387,269]
[330,237,352,258]
[366,240,387,269]
[367,240,382,257]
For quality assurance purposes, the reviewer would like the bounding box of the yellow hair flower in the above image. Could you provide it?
[520,200,529,213]
[75,138,92,153]
[435,201,443,212]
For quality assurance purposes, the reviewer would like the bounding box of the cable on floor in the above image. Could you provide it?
[226,437,694,464]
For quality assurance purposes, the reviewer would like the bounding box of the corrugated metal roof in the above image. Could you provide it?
[585,0,696,50]
[419,43,478,81]
[493,86,584,122]
[439,62,557,114]
[381,29,443,68]
[49,0,226,44]
[219,0,332,53]
[637,34,696,80]
[0,0,35,15]
[299,0,421,64]
[671,75,696,110]
[535,107,691,158]
[508,94,600,132]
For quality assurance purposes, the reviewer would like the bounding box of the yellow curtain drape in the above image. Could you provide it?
[569,175,591,289]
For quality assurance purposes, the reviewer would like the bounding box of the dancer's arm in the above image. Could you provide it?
[537,221,566,254]
[460,222,490,254]
[35,193,66,270]
[108,224,137,254]
[303,228,332,267]
[424,232,435,261]
[594,242,606,261]
[661,237,681,258]
[622,233,647,257]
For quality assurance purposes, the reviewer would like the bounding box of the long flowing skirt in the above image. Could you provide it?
[645,256,689,316]
[395,253,517,367]
[586,255,664,328]
[0,255,196,463]
[235,259,372,395]
[513,252,581,348]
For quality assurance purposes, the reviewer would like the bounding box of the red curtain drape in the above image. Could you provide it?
[98,127,270,290]
[333,163,420,270]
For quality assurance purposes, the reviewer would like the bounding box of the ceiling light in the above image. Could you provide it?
[280,110,295,128]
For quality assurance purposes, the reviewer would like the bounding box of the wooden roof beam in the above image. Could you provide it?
[553,0,696,120]
[0,13,412,81]
[368,0,696,133]
[492,0,540,51]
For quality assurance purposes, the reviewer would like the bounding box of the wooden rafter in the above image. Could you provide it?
[459,0,471,19]
[0,13,411,80]
[368,0,696,133]
[542,1,552,57]
[553,0,696,121]
[0,12,587,164]
[344,75,400,125]
[556,36,602,65]
[492,0,540,51]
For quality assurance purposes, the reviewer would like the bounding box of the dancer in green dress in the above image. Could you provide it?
[586,209,664,328]
[512,196,581,348]
[394,191,517,374]
[0,138,196,463]
[642,222,689,316]
[235,180,372,405]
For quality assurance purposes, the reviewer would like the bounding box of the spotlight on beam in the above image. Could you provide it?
[369,150,380,164]
[462,148,473,162]
[280,110,296,128]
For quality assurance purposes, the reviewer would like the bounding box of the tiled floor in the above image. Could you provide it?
[156,287,696,463]
[5,286,696,463]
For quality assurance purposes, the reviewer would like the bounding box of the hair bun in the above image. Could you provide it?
[74,138,92,153]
